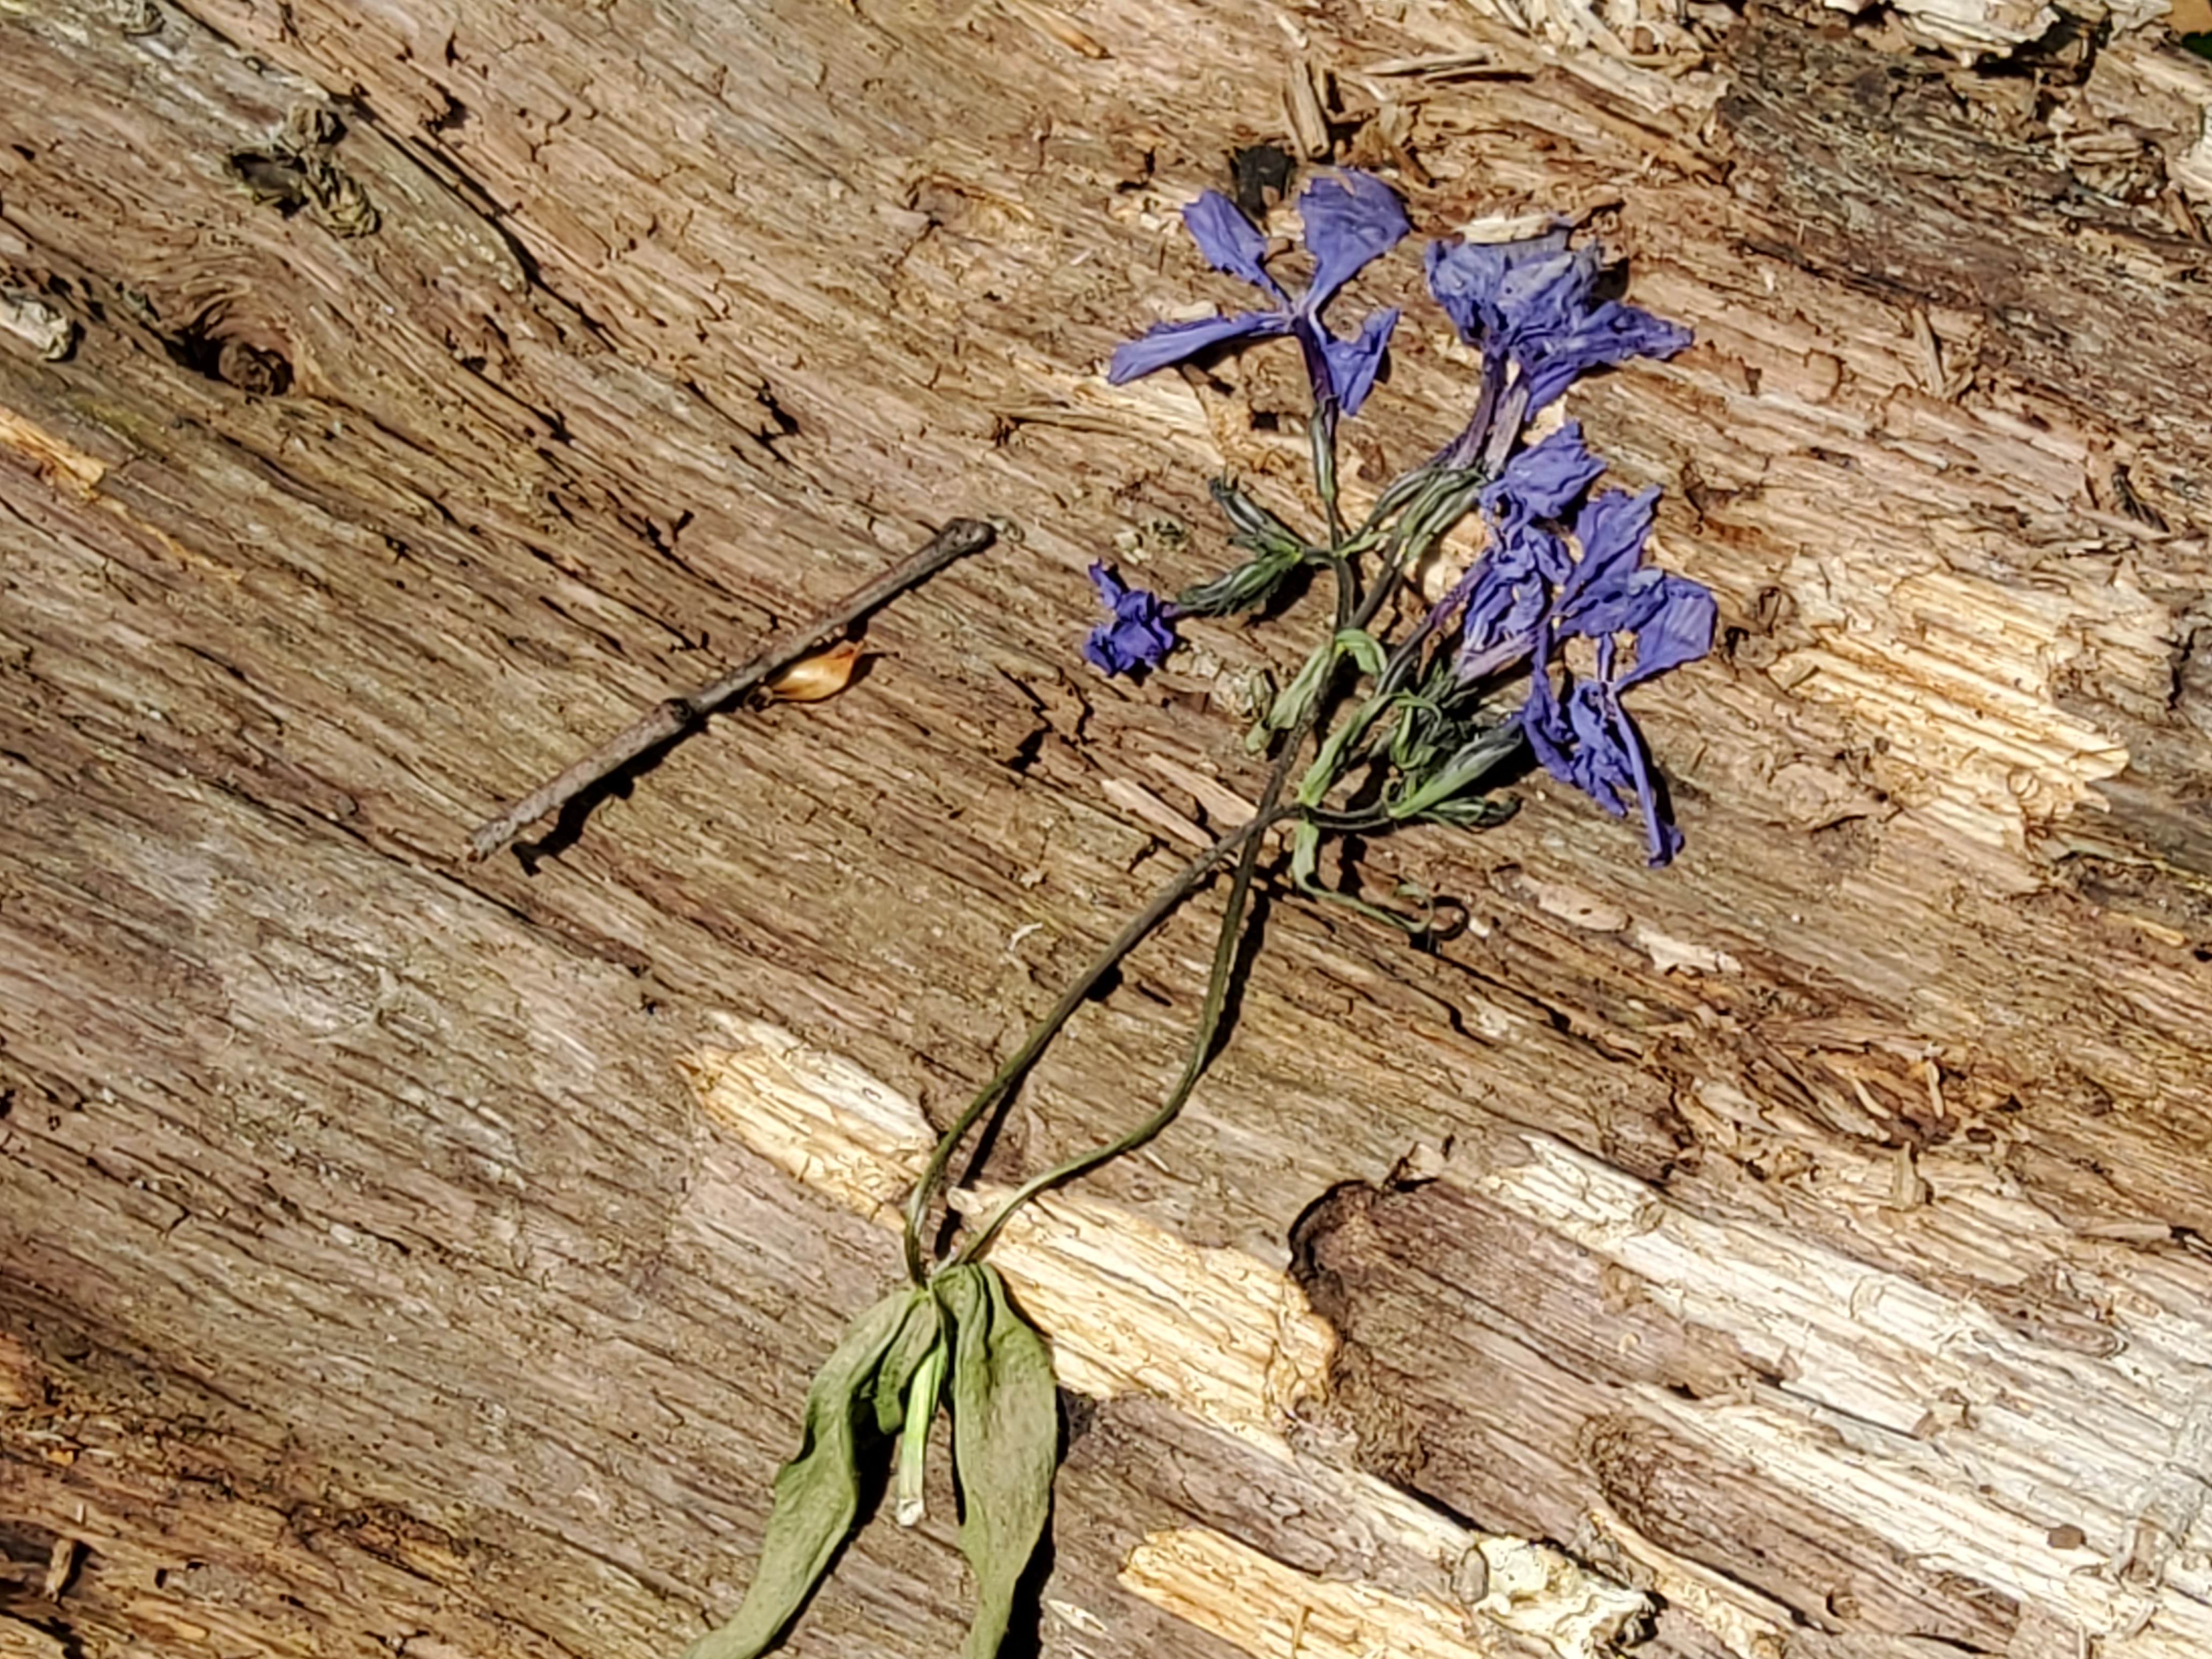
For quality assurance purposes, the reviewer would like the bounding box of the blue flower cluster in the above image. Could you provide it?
[1444,449,1714,865]
[1089,169,1713,866]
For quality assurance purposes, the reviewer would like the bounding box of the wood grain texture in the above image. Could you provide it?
[4,0,2212,1656]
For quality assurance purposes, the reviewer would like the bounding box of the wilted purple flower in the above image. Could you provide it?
[1446,514,1571,683]
[1482,420,1605,526]
[1423,231,1575,350]
[1424,232,1690,423]
[1110,171,1409,419]
[1435,422,1602,681]
[1517,488,1717,865]
[1523,648,1680,862]
[1082,562,1179,677]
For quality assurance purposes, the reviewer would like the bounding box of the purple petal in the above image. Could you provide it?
[1593,684,1684,866]
[1484,420,1604,523]
[1525,640,1694,866]
[1618,574,1717,688]
[1575,485,1659,570]
[1108,311,1286,383]
[1424,240,1504,345]
[1553,485,1660,628]
[1564,566,1668,639]
[1083,561,1179,676]
[1424,232,1568,347]
[1450,519,1565,681]
[1454,618,1545,683]
[1317,308,1399,418]
[1563,681,1635,820]
[1454,570,1550,677]
[1517,301,1693,416]
[1298,170,1411,314]
[1182,191,1288,301]
[1519,662,1574,782]
[1494,245,1601,353]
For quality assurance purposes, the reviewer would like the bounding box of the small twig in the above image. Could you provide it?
[465,518,996,861]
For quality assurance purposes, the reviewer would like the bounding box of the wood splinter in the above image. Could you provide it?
[464,517,996,862]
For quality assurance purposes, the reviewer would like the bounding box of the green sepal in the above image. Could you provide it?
[1208,476,1309,559]
[683,1286,932,1659]
[1175,548,1303,617]
[1416,793,1520,829]
[1178,479,1330,618]
[936,1263,1059,1659]
[1388,722,1525,821]
[1393,466,1486,556]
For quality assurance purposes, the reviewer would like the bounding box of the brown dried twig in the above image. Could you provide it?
[465,517,996,862]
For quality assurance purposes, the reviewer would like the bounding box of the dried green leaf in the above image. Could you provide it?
[683,1286,930,1659]
[870,1291,944,1437]
[938,1264,1059,1659]
[1334,626,1386,679]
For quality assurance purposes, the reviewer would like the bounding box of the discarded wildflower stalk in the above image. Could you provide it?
[465,518,995,862]
[683,169,1717,1659]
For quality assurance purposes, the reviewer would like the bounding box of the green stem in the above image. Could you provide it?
[899,809,1280,1282]
[1351,468,1482,635]
[892,1340,946,1526]
[950,713,1318,1269]
[1291,479,1477,816]
[1311,406,1347,551]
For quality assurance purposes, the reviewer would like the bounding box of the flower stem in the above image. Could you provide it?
[948,708,1318,1269]
[899,806,1283,1282]
[1311,408,1348,551]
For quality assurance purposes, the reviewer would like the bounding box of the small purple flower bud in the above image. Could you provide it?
[1082,562,1180,677]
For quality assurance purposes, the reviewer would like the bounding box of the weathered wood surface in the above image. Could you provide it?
[4,1,2212,1656]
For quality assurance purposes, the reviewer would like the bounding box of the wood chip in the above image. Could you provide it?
[1359,51,1504,80]
[998,0,1107,58]
[41,1537,80,1600]
[1286,57,1333,160]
